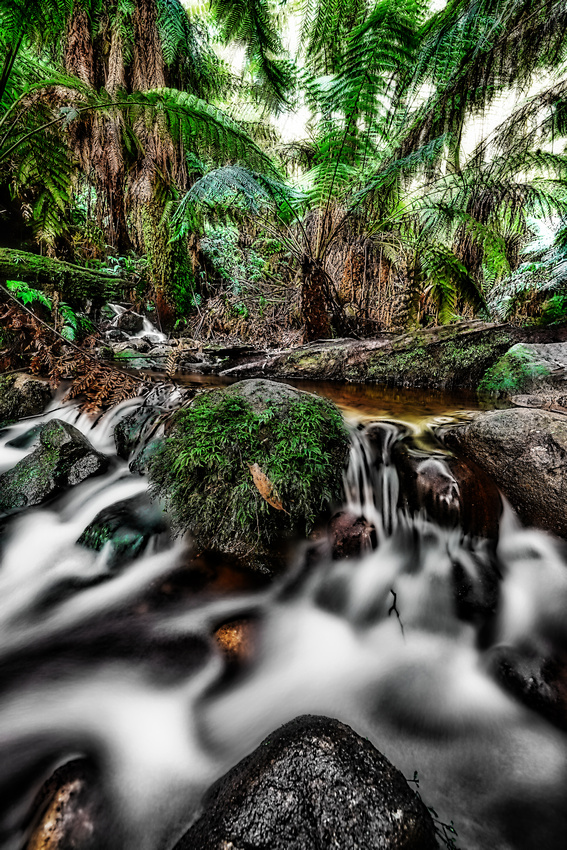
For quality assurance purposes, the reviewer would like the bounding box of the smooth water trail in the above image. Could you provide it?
[0,395,566,850]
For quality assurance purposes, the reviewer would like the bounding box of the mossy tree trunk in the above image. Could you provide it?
[0,248,119,304]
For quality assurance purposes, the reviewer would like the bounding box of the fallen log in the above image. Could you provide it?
[0,247,121,303]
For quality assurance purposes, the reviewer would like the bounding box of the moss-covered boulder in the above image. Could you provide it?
[0,373,52,428]
[148,379,351,571]
[478,342,567,399]
[0,419,109,516]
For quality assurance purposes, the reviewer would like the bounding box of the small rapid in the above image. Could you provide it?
[0,387,566,850]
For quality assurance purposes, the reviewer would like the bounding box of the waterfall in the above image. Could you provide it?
[0,393,566,850]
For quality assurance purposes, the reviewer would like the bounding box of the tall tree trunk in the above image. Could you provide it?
[132,0,166,91]
[64,8,132,252]
[301,258,332,342]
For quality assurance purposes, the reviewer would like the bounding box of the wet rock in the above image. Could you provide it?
[175,715,437,850]
[440,408,567,538]
[77,493,168,568]
[113,384,193,460]
[5,424,43,450]
[0,420,109,516]
[25,759,115,850]
[115,310,144,334]
[104,328,129,342]
[147,380,350,571]
[147,345,171,359]
[393,444,502,539]
[489,648,567,731]
[0,373,52,427]
[114,406,162,459]
[129,438,162,475]
[329,510,376,558]
[214,619,256,664]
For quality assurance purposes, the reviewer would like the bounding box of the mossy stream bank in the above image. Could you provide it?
[152,320,567,398]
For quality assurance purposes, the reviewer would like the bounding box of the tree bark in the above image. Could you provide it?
[0,248,120,303]
[301,259,332,342]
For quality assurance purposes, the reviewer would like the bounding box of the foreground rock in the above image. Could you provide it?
[175,715,437,850]
[0,373,51,427]
[440,408,567,538]
[0,420,109,516]
[148,380,350,571]
[25,759,112,850]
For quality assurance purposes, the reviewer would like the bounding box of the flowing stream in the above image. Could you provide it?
[0,381,567,850]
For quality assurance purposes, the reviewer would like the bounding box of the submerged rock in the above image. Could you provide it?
[25,759,115,850]
[0,419,109,516]
[175,715,437,850]
[393,444,502,539]
[77,494,168,568]
[0,373,51,428]
[148,379,350,571]
[440,408,567,538]
[329,510,376,558]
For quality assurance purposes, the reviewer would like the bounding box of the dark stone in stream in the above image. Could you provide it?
[0,420,109,516]
[439,408,567,538]
[0,373,52,428]
[329,510,376,558]
[489,648,567,732]
[114,405,162,459]
[175,715,437,850]
[24,759,115,850]
[104,328,129,342]
[6,424,43,449]
[113,384,194,461]
[77,494,168,567]
[129,438,162,475]
[392,444,502,539]
[115,309,144,334]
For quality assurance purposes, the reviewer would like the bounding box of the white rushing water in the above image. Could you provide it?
[0,396,567,850]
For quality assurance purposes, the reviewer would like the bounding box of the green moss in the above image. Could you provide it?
[359,332,513,389]
[478,344,551,398]
[148,386,350,568]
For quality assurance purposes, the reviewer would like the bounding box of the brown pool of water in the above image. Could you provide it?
[144,370,492,428]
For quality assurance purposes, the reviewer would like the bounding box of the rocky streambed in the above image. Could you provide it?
[1,365,567,850]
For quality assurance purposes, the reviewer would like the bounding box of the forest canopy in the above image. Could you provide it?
[2,0,567,343]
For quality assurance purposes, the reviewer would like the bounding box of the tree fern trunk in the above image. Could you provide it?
[132,0,166,90]
[301,259,332,342]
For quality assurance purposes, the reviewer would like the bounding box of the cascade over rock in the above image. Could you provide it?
[174,715,438,850]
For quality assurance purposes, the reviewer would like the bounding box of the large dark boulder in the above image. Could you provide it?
[0,373,52,428]
[440,408,567,538]
[115,310,144,334]
[175,715,437,850]
[0,419,109,516]
[148,380,350,571]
